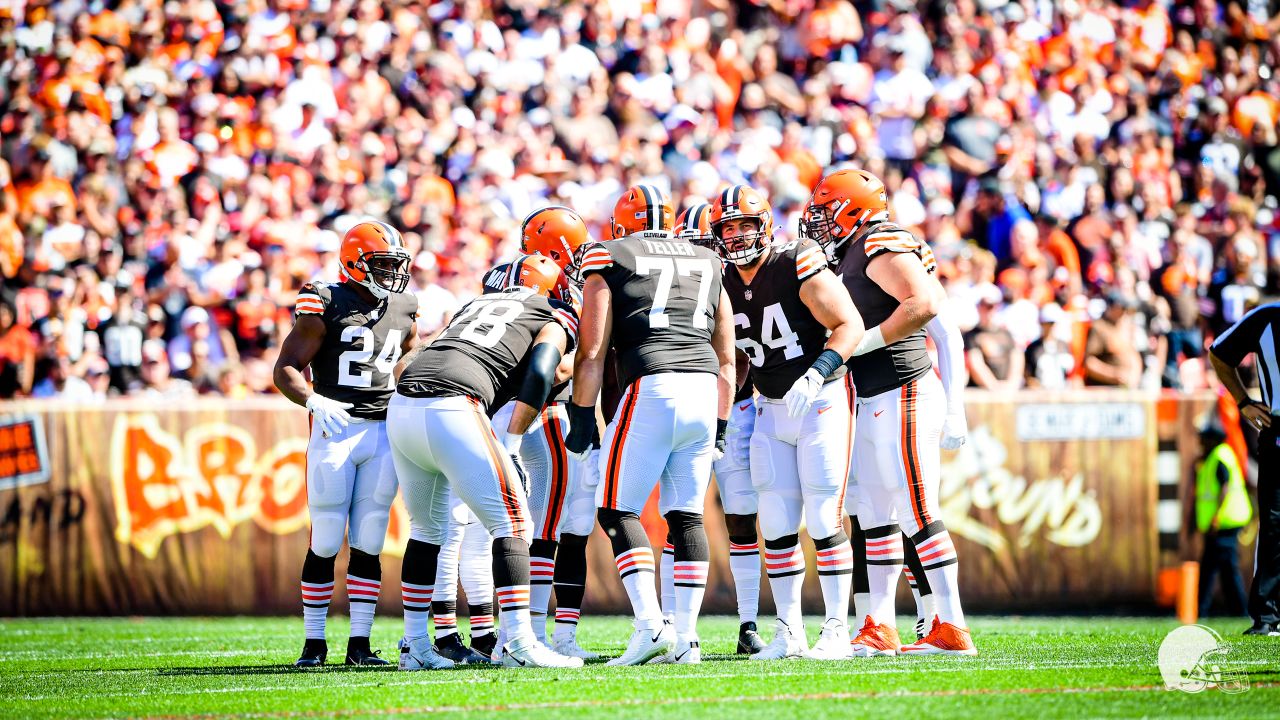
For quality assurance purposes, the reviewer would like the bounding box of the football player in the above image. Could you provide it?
[274,220,418,667]
[563,185,736,666]
[390,254,583,669]
[427,498,497,664]
[483,207,598,659]
[804,169,977,656]
[712,185,865,661]
[671,202,766,655]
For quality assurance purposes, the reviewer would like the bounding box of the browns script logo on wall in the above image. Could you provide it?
[108,414,409,559]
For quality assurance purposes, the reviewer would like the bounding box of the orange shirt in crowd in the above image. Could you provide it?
[143,140,199,188]
[17,177,77,217]
[1234,90,1280,137]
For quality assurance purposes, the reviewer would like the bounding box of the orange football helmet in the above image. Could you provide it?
[520,206,589,271]
[710,184,773,266]
[801,169,888,255]
[610,184,673,239]
[340,220,411,299]
[675,202,714,248]
[505,254,574,305]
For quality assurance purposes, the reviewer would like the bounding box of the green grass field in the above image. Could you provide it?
[1,616,1276,719]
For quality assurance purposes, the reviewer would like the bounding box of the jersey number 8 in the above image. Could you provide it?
[445,298,524,348]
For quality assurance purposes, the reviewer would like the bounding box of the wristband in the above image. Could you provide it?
[809,349,844,380]
[1238,396,1257,409]
[716,417,729,441]
[853,326,886,357]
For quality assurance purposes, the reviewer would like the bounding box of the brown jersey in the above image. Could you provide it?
[295,281,418,420]
[723,238,843,399]
[578,232,723,390]
[397,288,579,412]
[834,221,937,398]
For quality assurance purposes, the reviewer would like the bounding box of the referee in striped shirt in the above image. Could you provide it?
[1210,300,1280,636]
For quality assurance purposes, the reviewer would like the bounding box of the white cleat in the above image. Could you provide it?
[750,619,809,661]
[551,636,600,661]
[501,636,584,668]
[606,624,675,667]
[670,637,701,664]
[805,619,852,660]
[398,637,455,671]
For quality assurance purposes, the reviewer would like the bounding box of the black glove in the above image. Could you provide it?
[590,422,601,450]
[565,402,596,459]
[713,418,729,461]
[510,453,530,495]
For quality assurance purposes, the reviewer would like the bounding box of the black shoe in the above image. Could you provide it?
[1243,621,1279,636]
[434,632,493,665]
[470,632,498,661]
[915,617,927,642]
[295,638,327,668]
[737,621,767,654]
[344,637,390,666]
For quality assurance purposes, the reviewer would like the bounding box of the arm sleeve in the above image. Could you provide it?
[515,342,564,410]
[927,308,967,413]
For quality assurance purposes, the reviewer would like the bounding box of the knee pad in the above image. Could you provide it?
[756,484,803,541]
[803,492,846,541]
[308,516,346,558]
[348,503,393,555]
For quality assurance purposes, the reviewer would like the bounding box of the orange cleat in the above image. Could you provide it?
[899,616,977,656]
[848,615,901,657]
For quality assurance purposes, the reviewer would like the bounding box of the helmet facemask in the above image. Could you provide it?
[714,216,769,267]
[359,249,412,299]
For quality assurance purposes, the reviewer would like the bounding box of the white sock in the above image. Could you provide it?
[814,536,853,624]
[301,580,333,641]
[764,541,805,628]
[347,574,380,638]
[916,531,965,627]
[496,585,533,643]
[865,527,904,627]
[529,555,554,643]
[728,541,761,624]
[673,560,709,638]
[615,547,663,630]
[553,608,580,641]
[660,542,675,621]
[401,582,433,641]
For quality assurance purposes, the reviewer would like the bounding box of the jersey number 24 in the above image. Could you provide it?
[338,326,404,389]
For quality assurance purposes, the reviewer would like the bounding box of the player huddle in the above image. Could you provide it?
[273,168,975,670]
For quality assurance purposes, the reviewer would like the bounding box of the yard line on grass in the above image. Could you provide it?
[131,682,1280,720]
[16,657,1265,701]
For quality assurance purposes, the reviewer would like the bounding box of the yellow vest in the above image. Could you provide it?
[1197,444,1253,533]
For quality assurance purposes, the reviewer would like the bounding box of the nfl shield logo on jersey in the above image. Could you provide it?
[744,290,752,301]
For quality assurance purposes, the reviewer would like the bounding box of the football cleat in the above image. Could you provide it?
[670,638,701,665]
[552,636,600,660]
[344,637,390,666]
[849,615,901,657]
[434,632,495,665]
[737,621,767,655]
[1243,621,1279,636]
[606,625,675,667]
[470,632,499,661]
[501,636,584,668]
[805,619,852,660]
[899,617,977,656]
[750,619,808,661]
[398,636,456,670]
[294,638,327,668]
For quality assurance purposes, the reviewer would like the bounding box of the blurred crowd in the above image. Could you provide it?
[0,0,1278,400]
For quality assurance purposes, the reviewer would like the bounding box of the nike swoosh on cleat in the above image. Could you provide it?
[674,649,690,661]
[650,633,663,643]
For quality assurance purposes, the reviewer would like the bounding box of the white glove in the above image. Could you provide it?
[941,411,968,450]
[306,393,353,438]
[783,368,823,418]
